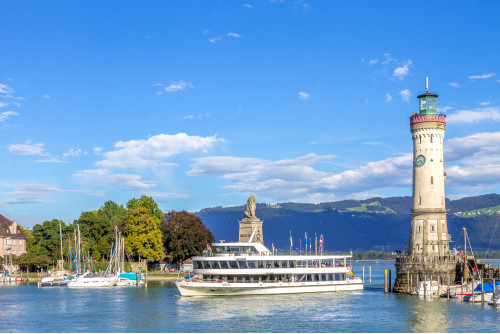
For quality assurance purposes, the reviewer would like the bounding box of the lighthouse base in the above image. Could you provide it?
[393,255,458,294]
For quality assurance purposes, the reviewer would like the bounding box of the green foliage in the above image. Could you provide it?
[126,195,164,228]
[162,210,215,264]
[29,219,73,260]
[13,252,52,267]
[73,200,126,260]
[124,206,164,262]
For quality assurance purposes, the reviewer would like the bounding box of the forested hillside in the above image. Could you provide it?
[195,194,500,252]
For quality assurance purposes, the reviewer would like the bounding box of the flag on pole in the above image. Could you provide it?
[290,230,293,248]
[315,233,318,254]
[350,249,353,256]
[319,234,324,254]
[309,238,312,253]
[272,242,275,254]
[305,232,308,253]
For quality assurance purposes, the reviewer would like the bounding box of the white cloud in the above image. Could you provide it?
[144,191,190,199]
[176,113,210,121]
[93,147,103,155]
[165,81,193,92]
[400,89,411,102]
[188,153,412,202]
[96,133,224,169]
[445,131,500,163]
[244,3,253,8]
[8,140,46,156]
[36,157,65,163]
[368,59,378,66]
[63,148,83,159]
[185,130,500,203]
[0,83,14,94]
[382,53,397,65]
[448,82,460,88]
[478,101,490,106]
[227,32,241,38]
[437,106,453,113]
[0,111,19,122]
[209,36,222,43]
[446,107,500,124]
[75,169,157,190]
[298,91,310,100]
[0,102,8,108]
[385,93,392,102]
[469,73,495,80]
[42,94,50,99]
[393,60,413,80]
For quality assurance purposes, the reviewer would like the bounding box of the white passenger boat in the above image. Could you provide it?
[175,241,363,296]
[67,272,117,288]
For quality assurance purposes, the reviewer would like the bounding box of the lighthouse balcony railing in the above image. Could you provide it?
[410,113,446,124]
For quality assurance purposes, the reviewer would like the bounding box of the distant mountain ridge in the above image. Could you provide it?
[195,194,500,252]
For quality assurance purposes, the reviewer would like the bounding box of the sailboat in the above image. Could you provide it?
[444,228,479,298]
[111,227,144,287]
[39,221,73,287]
[68,225,118,288]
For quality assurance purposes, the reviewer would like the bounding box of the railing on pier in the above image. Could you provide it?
[396,255,457,265]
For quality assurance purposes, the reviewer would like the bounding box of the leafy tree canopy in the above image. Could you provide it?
[126,195,164,227]
[162,210,215,264]
[30,219,72,260]
[124,206,164,262]
[14,252,52,267]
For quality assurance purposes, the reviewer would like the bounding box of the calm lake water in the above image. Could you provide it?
[1,260,499,333]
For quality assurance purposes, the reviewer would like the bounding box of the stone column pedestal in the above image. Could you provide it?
[238,218,264,245]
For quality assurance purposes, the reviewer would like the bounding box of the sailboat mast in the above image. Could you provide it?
[59,220,63,265]
[464,227,468,283]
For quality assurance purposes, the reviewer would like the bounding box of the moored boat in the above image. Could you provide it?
[175,241,363,296]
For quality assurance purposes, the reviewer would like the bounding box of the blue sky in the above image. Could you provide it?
[1,1,499,227]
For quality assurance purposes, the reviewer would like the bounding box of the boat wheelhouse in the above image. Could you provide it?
[175,241,363,296]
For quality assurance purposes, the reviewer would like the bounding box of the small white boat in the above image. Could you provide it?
[67,272,117,288]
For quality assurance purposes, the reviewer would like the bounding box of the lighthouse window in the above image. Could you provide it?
[431,176,434,184]
[418,226,421,232]
[430,135,433,143]
[419,196,421,205]
[419,136,421,144]
[431,225,435,232]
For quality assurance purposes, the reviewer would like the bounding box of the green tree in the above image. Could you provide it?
[126,195,164,227]
[124,206,164,262]
[162,210,215,264]
[74,211,111,257]
[99,200,126,230]
[30,219,72,260]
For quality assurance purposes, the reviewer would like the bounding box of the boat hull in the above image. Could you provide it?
[176,279,363,296]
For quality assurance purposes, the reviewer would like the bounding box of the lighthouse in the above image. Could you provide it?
[393,78,457,294]
[408,77,450,257]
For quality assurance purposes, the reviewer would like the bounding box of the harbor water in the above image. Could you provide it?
[1,260,499,333]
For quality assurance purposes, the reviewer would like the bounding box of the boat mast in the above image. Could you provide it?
[464,227,468,283]
[59,220,63,268]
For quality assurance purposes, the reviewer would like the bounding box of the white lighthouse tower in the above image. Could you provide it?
[393,78,457,294]
[408,78,450,257]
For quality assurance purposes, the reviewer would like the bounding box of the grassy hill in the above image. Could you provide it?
[195,194,500,252]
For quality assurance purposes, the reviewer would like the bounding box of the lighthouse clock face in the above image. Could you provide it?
[416,155,426,167]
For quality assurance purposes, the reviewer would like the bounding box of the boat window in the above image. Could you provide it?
[307,260,314,268]
[258,261,264,268]
[228,261,238,269]
[219,261,229,269]
[281,261,288,268]
[321,274,327,281]
[238,261,248,269]
[210,261,220,269]
[203,261,211,269]
[247,261,256,269]
[274,261,280,268]
[327,274,333,281]
[296,260,306,268]
[194,261,202,269]
[289,261,296,268]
